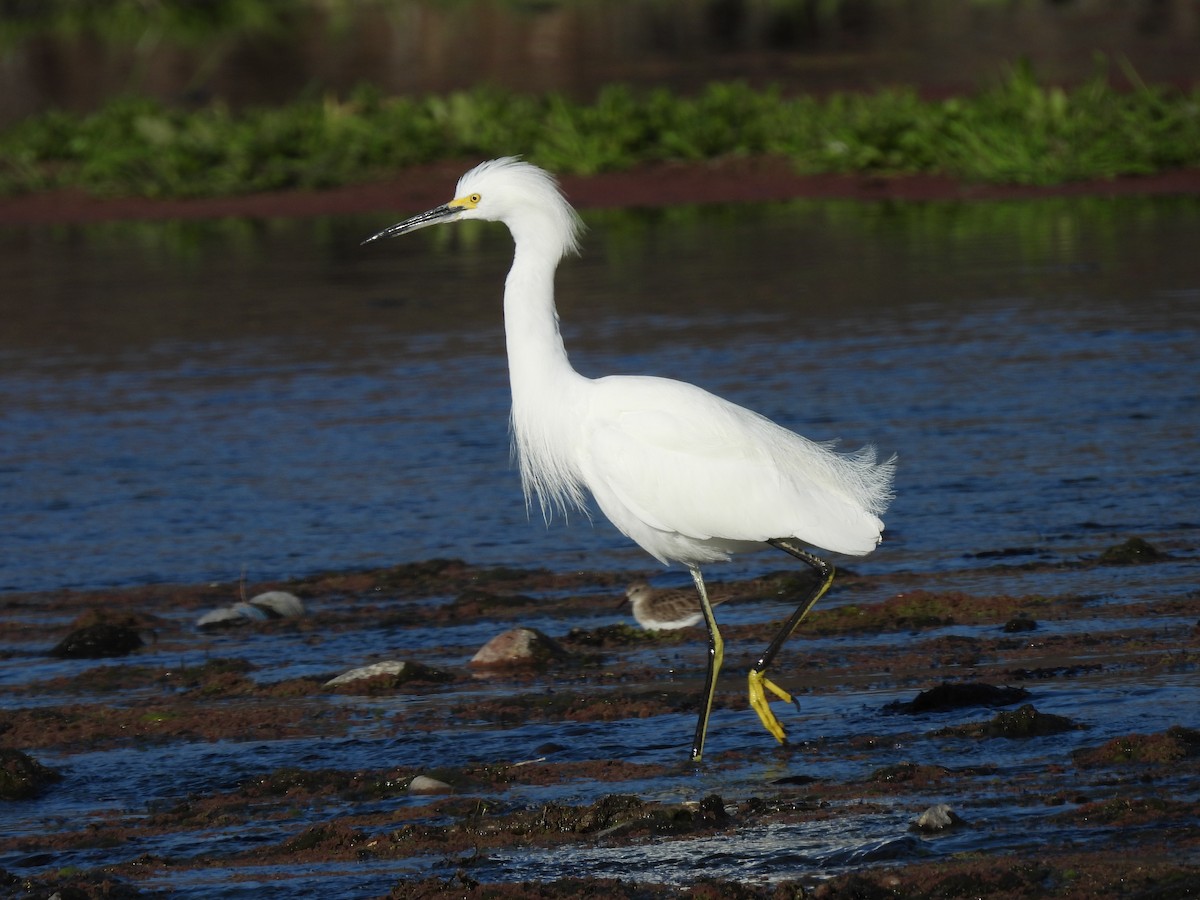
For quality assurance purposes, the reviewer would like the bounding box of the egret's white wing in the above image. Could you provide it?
[580,376,886,558]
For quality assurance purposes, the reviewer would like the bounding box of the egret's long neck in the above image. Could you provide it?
[503,226,587,520]
[503,242,574,387]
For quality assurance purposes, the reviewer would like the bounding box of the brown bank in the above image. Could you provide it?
[3,158,1200,227]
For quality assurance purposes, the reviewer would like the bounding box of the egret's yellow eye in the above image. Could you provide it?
[469,193,481,204]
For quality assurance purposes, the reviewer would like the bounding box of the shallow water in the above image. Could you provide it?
[2,196,1198,593]
[1,196,1198,895]
[4,629,1195,895]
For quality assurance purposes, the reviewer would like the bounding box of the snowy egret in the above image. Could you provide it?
[363,157,895,760]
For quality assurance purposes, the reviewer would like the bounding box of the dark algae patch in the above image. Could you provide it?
[936,704,1082,739]
[810,854,1200,899]
[0,749,61,800]
[806,590,1061,634]
[1072,726,1200,767]
[48,621,145,658]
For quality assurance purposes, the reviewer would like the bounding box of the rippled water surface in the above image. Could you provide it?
[1,196,1198,895]
[2,196,1198,592]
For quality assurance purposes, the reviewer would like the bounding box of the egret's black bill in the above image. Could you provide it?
[361,203,461,245]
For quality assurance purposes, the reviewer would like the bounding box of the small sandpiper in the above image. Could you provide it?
[625,581,733,630]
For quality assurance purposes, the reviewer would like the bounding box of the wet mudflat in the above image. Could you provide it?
[1,537,1197,898]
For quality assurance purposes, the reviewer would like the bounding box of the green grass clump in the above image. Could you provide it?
[1,64,1197,199]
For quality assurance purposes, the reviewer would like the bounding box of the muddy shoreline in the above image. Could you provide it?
[3,159,1200,228]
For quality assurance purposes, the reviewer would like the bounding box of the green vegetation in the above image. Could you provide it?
[2,64,1197,199]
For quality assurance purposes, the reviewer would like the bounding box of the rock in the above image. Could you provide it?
[912,803,967,832]
[197,603,266,629]
[249,591,305,618]
[408,775,453,794]
[884,682,1031,715]
[197,591,304,629]
[469,628,568,669]
[323,660,452,688]
[49,622,143,658]
[1003,615,1038,632]
[0,749,62,800]
[1098,537,1166,565]
[197,606,253,629]
[325,661,412,686]
[233,602,271,620]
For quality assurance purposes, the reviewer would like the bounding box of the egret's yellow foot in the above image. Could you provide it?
[748,669,794,744]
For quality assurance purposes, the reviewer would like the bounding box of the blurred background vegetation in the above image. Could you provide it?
[0,0,1197,197]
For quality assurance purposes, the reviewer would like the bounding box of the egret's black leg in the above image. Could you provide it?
[759,539,833,674]
[746,539,834,744]
[689,565,723,762]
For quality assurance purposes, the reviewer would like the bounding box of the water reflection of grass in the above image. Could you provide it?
[22,191,1197,281]
[2,64,1197,199]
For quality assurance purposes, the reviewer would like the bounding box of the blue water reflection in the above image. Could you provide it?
[1,198,1197,592]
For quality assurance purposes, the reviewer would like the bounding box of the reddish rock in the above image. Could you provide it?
[469,628,568,669]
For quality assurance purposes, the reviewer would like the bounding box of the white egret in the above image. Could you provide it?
[363,157,895,760]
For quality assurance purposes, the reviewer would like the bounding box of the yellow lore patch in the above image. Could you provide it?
[449,193,481,210]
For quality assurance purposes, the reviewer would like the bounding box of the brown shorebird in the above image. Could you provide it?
[625,580,732,630]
